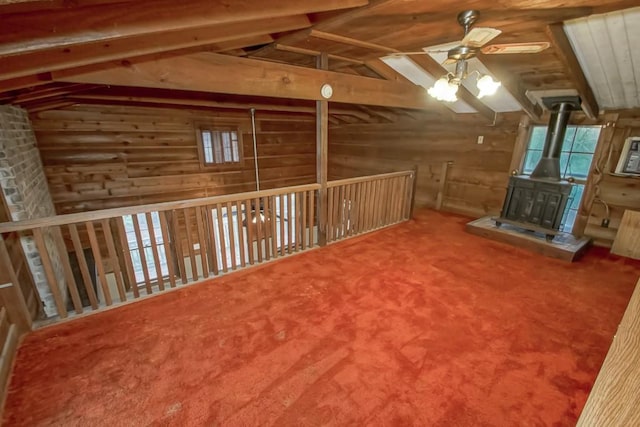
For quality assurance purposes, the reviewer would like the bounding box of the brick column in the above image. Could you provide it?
[0,105,66,318]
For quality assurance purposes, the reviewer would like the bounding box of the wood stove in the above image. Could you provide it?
[495,96,581,241]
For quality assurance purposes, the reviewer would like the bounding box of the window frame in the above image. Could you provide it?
[195,123,243,169]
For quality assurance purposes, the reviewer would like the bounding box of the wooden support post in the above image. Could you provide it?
[435,162,452,211]
[508,115,532,175]
[573,113,619,236]
[0,235,32,335]
[316,53,329,246]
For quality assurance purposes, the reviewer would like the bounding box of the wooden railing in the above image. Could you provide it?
[0,184,319,322]
[0,171,416,327]
[326,170,415,243]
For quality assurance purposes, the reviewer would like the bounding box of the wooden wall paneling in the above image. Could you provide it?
[33,104,316,214]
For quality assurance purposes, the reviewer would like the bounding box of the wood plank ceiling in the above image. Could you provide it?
[0,0,639,123]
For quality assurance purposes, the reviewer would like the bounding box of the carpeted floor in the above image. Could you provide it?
[3,210,640,426]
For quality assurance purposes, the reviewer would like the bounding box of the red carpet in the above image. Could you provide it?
[4,210,639,426]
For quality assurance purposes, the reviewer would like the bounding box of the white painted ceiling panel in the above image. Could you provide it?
[564,7,640,110]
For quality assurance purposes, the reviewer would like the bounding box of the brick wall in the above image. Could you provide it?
[0,105,65,317]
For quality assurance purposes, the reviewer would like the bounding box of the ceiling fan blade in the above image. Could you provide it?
[442,57,457,65]
[481,42,551,54]
[461,27,502,47]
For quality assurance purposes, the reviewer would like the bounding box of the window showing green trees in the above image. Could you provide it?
[522,125,601,232]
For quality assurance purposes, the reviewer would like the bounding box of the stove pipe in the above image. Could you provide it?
[530,96,581,181]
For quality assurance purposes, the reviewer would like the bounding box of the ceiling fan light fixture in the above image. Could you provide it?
[428,76,459,102]
[476,74,501,98]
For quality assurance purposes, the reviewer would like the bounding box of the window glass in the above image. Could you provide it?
[199,128,240,166]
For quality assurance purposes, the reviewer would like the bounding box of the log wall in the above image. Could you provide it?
[580,110,640,246]
[31,104,316,214]
[329,114,522,217]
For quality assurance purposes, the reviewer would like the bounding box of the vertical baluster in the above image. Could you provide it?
[195,207,209,278]
[170,210,188,285]
[68,223,100,308]
[85,221,113,305]
[32,228,68,317]
[131,214,152,294]
[142,213,164,292]
[301,191,308,250]
[308,190,316,246]
[244,199,255,265]
[101,219,128,300]
[287,193,294,253]
[278,194,285,256]
[254,198,263,262]
[390,178,401,223]
[226,202,238,270]
[216,203,229,272]
[327,187,334,243]
[343,184,351,238]
[334,185,342,239]
[292,193,300,251]
[115,217,139,297]
[203,206,219,276]
[158,211,177,288]
[52,226,83,314]
[380,178,389,226]
[268,196,278,259]
[401,175,409,220]
[235,201,246,268]
[184,208,199,281]
[261,196,271,261]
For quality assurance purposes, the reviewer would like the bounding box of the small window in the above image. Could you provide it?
[197,127,241,166]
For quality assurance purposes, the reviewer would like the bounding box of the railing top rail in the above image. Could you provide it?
[327,170,414,188]
[0,183,321,234]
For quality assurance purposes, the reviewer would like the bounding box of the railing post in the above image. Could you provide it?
[0,234,33,335]
[409,165,419,219]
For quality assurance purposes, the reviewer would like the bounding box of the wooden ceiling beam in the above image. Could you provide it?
[0,15,310,81]
[545,23,599,119]
[309,29,396,54]
[53,52,441,111]
[0,73,52,93]
[71,92,371,120]
[273,44,364,65]
[0,0,367,56]
[9,84,100,104]
[408,55,497,122]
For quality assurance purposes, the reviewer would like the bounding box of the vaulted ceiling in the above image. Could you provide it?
[1,0,639,124]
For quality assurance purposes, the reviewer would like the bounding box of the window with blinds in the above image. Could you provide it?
[198,127,241,166]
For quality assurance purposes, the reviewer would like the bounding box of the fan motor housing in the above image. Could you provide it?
[447,45,478,61]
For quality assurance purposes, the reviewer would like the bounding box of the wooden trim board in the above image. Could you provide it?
[465,216,591,262]
[578,277,640,425]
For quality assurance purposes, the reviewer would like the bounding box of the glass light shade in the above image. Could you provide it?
[476,75,501,98]
[428,77,459,102]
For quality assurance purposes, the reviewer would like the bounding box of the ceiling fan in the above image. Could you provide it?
[390,10,551,64]
[387,10,550,102]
